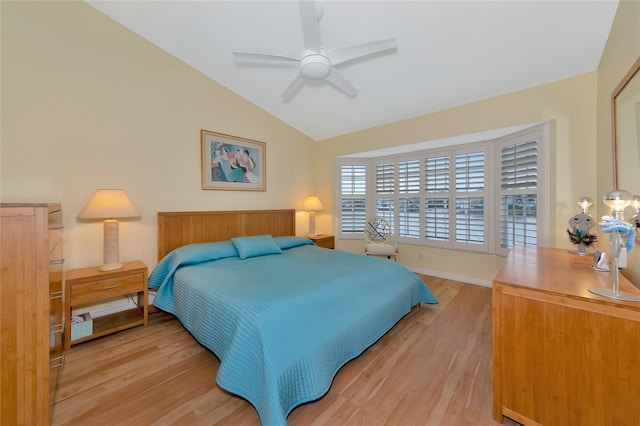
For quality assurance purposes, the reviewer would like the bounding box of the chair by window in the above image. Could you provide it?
[364,217,398,261]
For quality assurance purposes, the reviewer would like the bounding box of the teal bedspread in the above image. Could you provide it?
[149,237,437,425]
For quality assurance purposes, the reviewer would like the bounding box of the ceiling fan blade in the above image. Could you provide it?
[326,69,357,98]
[281,75,306,103]
[299,0,322,52]
[233,51,299,62]
[328,38,397,66]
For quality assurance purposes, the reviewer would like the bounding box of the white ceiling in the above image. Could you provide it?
[86,0,618,142]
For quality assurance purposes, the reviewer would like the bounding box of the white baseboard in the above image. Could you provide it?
[408,267,493,288]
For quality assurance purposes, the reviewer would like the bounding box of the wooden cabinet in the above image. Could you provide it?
[64,261,148,349]
[1,203,64,425]
[492,246,640,426]
[307,234,335,249]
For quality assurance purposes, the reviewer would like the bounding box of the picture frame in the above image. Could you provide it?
[201,130,266,191]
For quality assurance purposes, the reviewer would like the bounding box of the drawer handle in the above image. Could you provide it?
[102,285,119,290]
[50,291,63,299]
[50,354,65,369]
[50,324,63,334]
[50,258,65,265]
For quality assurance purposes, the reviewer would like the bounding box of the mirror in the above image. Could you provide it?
[612,57,640,289]
[612,56,640,195]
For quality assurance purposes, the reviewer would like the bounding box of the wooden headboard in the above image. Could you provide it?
[157,209,296,260]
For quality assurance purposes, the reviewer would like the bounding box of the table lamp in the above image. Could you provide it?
[567,196,597,255]
[77,189,141,271]
[303,196,324,236]
[588,189,640,301]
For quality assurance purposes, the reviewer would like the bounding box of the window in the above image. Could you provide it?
[336,124,548,254]
[373,159,421,240]
[425,155,450,243]
[423,148,488,252]
[454,150,487,249]
[375,162,395,229]
[496,129,545,255]
[398,160,420,238]
[338,162,367,235]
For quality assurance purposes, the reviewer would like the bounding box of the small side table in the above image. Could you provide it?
[307,234,335,249]
[64,260,148,350]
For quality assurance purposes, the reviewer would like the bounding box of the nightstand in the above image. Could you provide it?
[64,260,148,350]
[307,234,335,249]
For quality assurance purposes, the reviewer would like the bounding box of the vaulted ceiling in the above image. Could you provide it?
[86,0,618,141]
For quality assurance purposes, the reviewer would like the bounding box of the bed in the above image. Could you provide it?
[149,210,438,426]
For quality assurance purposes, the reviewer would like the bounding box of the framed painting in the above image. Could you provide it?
[201,130,266,191]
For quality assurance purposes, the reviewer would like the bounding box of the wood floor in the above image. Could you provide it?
[52,276,519,426]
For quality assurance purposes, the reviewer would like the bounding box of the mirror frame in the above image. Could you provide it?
[612,56,640,189]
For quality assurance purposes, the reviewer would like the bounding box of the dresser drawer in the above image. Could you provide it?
[71,273,144,305]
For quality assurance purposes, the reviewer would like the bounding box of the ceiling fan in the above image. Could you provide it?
[233,0,397,102]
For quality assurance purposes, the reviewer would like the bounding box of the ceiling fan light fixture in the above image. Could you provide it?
[299,53,331,79]
[232,0,396,101]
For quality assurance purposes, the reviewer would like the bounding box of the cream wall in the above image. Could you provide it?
[3,1,638,288]
[1,2,316,270]
[315,72,598,285]
[596,0,640,287]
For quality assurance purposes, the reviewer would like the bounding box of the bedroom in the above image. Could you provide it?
[1,0,639,425]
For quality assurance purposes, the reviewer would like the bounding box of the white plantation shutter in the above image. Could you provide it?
[425,197,449,241]
[425,156,449,192]
[501,140,537,190]
[425,155,450,242]
[398,160,420,194]
[455,197,484,244]
[499,138,538,249]
[376,162,394,194]
[375,162,395,229]
[376,198,395,225]
[455,152,485,246]
[398,160,420,238]
[340,164,367,234]
[455,152,484,192]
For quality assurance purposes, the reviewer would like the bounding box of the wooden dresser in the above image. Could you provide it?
[492,246,640,426]
[0,203,65,425]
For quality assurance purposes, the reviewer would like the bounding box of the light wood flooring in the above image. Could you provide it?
[52,276,519,426]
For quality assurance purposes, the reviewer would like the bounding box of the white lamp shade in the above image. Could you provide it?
[632,195,640,213]
[578,196,593,212]
[603,190,633,221]
[303,196,324,212]
[77,189,141,220]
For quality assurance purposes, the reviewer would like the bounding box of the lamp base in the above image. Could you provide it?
[588,288,640,302]
[102,219,121,270]
[99,262,124,272]
[308,211,316,235]
[568,242,592,256]
[567,249,590,256]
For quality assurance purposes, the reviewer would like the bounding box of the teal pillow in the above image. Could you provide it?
[273,236,315,250]
[232,234,283,259]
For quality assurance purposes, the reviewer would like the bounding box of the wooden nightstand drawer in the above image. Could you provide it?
[71,273,144,305]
